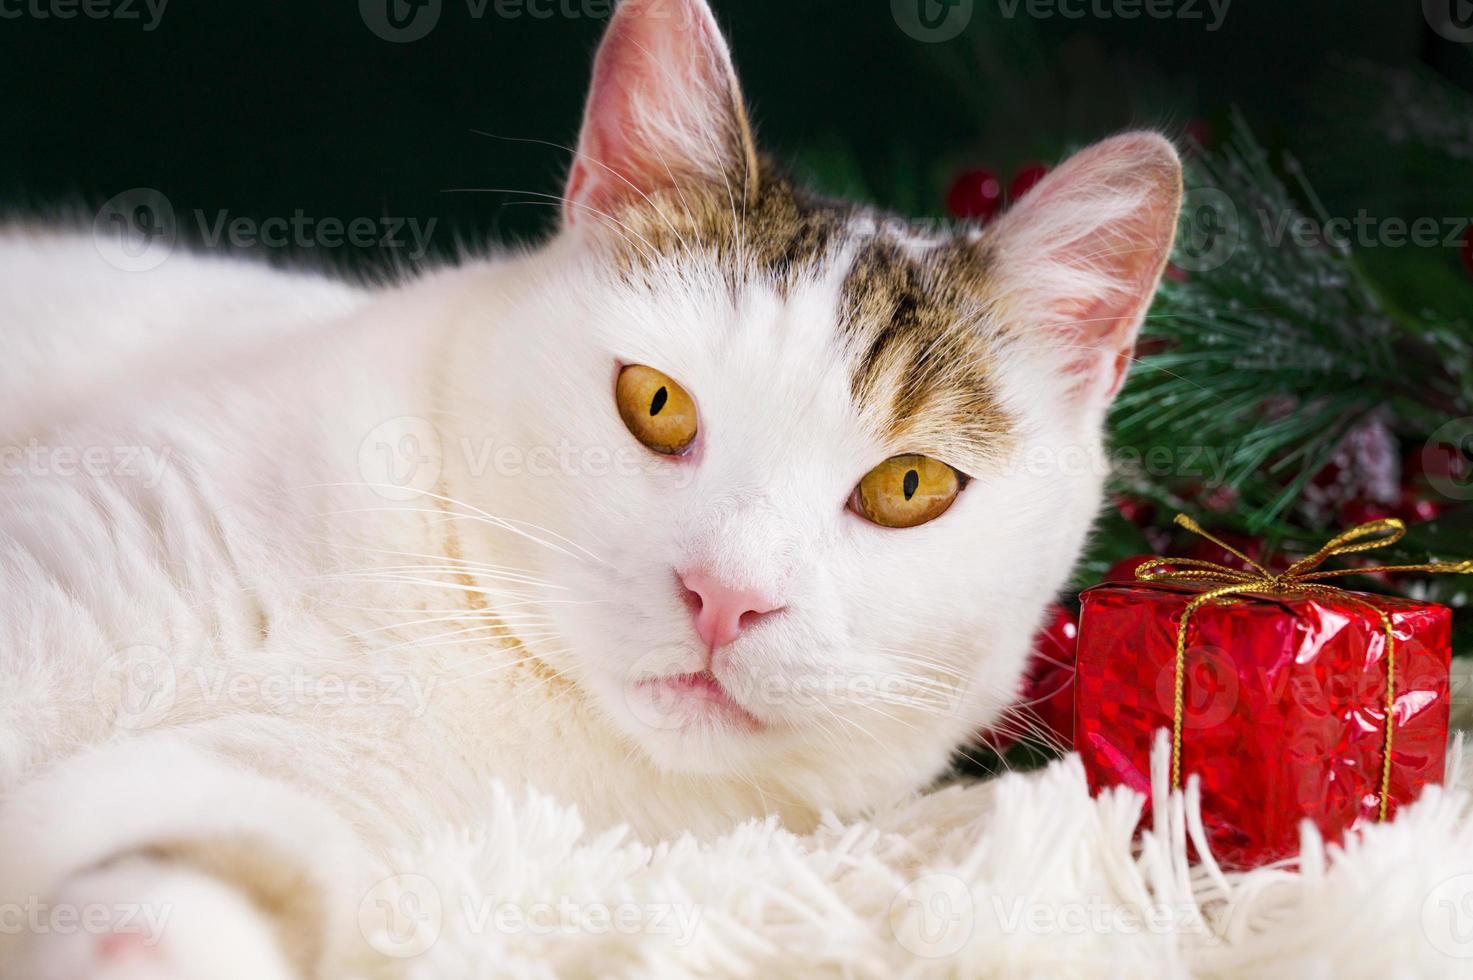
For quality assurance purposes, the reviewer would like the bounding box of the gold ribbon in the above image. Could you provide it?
[1134,515,1473,819]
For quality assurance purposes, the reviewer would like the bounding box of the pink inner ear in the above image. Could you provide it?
[564,0,750,226]
[1071,209,1178,397]
[986,133,1183,402]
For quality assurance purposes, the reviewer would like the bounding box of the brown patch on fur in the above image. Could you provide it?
[432,474,575,694]
[425,320,578,699]
[603,158,1014,474]
[124,840,327,976]
[839,237,1014,473]
[610,158,850,290]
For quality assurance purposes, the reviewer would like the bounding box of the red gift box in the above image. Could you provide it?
[1074,516,1468,868]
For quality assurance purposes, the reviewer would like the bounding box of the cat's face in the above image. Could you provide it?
[443,0,1181,785]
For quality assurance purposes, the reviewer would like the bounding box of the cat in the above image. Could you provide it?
[0,0,1182,976]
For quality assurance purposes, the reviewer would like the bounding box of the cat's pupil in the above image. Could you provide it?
[650,387,668,416]
[903,469,919,501]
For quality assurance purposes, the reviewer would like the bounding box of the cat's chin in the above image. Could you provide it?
[629,727,780,777]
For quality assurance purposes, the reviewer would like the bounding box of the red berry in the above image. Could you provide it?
[1178,481,1239,513]
[1398,495,1445,524]
[946,169,1003,222]
[1462,237,1473,279]
[1310,458,1346,492]
[1009,162,1048,203]
[1018,603,1078,747]
[1199,484,1240,513]
[1114,496,1156,527]
[1414,441,1471,486]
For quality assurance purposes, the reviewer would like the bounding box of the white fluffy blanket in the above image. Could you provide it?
[366,737,1473,978]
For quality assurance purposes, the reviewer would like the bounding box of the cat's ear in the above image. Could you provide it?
[563,0,758,228]
[984,132,1183,406]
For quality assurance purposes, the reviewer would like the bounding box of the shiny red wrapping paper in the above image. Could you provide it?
[1075,581,1451,868]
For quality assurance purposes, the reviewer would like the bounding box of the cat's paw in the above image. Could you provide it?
[16,856,299,980]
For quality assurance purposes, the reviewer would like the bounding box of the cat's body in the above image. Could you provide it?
[0,227,977,836]
[0,2,1182,976]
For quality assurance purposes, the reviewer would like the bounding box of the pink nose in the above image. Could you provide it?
[679,569,783,651]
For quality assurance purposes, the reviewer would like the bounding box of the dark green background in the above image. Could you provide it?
[0,1,1465,267]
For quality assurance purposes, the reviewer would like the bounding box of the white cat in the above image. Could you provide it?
[0,0,1181,975]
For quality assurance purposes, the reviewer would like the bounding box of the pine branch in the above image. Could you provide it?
[1110,113,1473,534]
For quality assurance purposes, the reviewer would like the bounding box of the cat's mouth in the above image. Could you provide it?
[636,669,763,732]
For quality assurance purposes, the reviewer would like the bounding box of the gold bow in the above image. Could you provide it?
[1134,514,1473,819]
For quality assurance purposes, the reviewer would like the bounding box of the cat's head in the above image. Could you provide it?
[442,0,1181,789]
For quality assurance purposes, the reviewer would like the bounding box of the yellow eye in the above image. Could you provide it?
[616,364,699,455]
[852,455,963,529]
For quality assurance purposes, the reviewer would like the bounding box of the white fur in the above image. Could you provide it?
[0,2,1180,974]
[17,857,299,980]
[219,744,1473,978]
